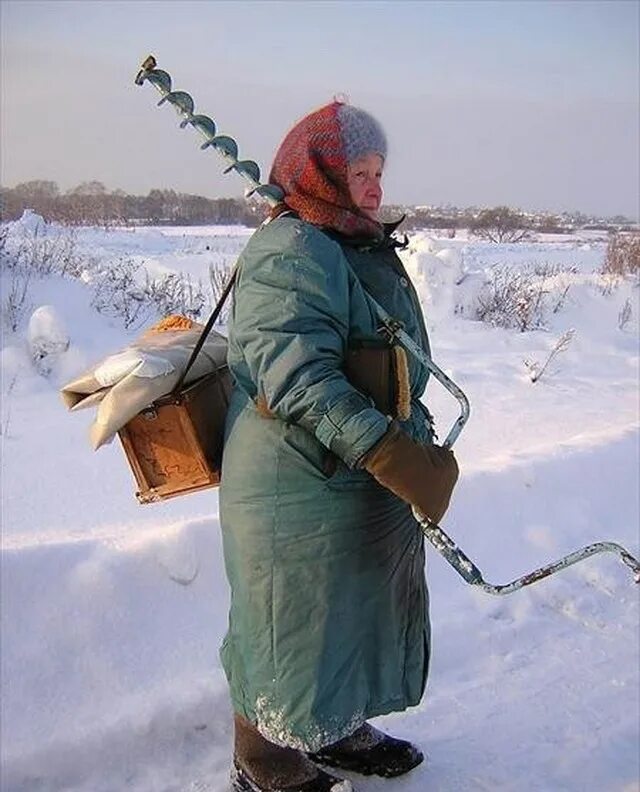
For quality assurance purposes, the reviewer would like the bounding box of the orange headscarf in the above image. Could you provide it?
[269,102,385,241]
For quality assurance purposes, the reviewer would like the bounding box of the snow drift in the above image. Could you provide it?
[1,218,638,791]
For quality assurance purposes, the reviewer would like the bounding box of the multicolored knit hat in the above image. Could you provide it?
[269,101,387,240]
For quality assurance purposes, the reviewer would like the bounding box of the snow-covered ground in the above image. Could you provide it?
[1,216,639,792]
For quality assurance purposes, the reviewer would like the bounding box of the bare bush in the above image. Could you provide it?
[598,272,618,297]
[0,370,19,437]
[603,233,640,276]
[144,271,207,320]
[470,206,532,243]
[1,223,30,331]
[475,263,576,332]
[523,329,575,383]
[618,298,633,331]
[3,216,210,332]
[27,224,80,276]
[209,261,233,324]
[2,266,33,332]
[91,256,208,329]
[1,219,81,277]
[0,225,9,264]
[534,263,577,314]
[91,257,150,329]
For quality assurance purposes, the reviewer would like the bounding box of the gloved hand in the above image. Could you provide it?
[361,422,459,524]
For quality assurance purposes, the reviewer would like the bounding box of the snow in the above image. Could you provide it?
[1,218,639,792]
[27,305,70,376]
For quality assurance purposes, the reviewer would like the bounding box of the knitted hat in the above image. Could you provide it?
[269,101,386,240]
[336,104,387,165]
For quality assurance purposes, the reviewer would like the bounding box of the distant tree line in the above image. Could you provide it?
[0,181,266,227]
[1,181,636,238]
[382,205,574,237]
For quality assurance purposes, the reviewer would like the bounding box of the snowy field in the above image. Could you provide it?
[1,215,639,792]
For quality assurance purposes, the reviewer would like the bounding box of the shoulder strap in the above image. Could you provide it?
[171,262,238,395]
[173,214,283,395]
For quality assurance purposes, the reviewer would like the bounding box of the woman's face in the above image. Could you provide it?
[347,153,384,220]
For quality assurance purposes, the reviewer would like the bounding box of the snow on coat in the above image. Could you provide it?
[220,214,435,750]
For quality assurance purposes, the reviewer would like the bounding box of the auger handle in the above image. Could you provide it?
[414,516,640,593]
[373,307,471,449]
[419,353,470,449]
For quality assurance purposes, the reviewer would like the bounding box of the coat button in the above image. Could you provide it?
[399,277,409,288]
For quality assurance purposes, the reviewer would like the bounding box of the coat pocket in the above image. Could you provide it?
[281,423,376,490]
[281,423,337,480]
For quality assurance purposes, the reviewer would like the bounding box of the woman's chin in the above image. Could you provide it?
[360,207,380,221]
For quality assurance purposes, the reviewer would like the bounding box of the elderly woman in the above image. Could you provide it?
[220,101,459,792]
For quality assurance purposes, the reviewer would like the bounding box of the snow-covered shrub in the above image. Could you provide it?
[0,366,19,437]
[91,256,149,329]
[474,263,575,332]
[2,211,81,277]
[2,266,33,332]
[603,233,640,277]
[0,225,8,263]
[145,270,207,321]
[523,329,575,383]
[91,256,207,329]
[618,298,633,331]
[209,261,233,324]
[597,272,618,297]
[1,213,87,331]
[27,305,70,376]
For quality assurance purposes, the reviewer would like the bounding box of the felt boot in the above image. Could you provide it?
[232,714,353,792]
[309,723,424,778]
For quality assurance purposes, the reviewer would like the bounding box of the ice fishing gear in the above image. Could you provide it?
[373,308,640,590]
[133,56,471,444]
[117,285,235,504]
[134,55,284,207]
[134,55,640,588]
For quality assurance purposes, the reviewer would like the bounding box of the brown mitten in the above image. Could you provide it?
[362,422,459,524]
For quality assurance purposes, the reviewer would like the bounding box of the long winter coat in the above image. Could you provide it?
[220,214,433,751]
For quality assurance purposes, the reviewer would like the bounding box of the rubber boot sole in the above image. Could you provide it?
[309,738,424,779]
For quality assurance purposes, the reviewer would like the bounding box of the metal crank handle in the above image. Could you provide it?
[419,354,470,449]
[375,304,470,448]
[414,513,640,592]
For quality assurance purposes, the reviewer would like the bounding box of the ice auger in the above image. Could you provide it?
[134,55,640,593]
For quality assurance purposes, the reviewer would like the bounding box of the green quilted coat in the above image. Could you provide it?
[220,214,433,750]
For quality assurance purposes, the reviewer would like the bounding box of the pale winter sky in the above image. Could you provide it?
[1,0,638,218]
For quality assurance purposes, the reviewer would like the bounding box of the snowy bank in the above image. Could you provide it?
[1,220,638,791]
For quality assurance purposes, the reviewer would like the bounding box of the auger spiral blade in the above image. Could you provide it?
[159,90,195,122]
[208,135,238,160]
[224,160,261,183]
[145,69,172,94]
[249,184,286,203]
[188,115,217,142]
[135,54,292,208]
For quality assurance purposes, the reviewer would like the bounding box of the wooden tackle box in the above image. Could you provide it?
[118,367,232,503]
